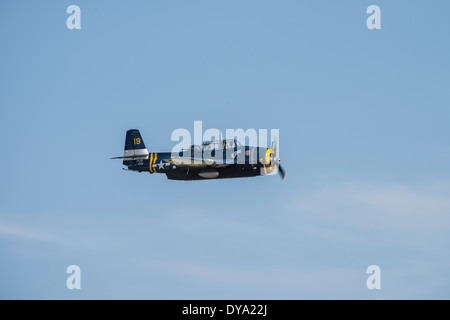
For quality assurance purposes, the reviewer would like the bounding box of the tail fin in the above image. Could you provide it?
[122,129,149,166]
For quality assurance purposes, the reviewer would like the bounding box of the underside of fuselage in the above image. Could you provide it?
[164,164,262,181]
[127,158,266,181]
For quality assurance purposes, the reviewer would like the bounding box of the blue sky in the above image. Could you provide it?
[1,1,449,299]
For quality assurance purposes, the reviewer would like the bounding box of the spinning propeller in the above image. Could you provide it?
[260,140,286,182]
[270,142,286,182]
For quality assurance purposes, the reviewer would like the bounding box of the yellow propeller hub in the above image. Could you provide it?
[265,148,272,166]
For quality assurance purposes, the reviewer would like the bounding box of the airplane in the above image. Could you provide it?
[112,129,286,181]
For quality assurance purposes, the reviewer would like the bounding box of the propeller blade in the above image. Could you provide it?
[278,164,286,182]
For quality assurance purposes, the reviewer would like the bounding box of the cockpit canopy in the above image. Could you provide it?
[202,139,241,150]
[184,139,242,154]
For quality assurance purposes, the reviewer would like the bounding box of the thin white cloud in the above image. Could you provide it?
[0,218,93,249]
[0,220,55,242]
[285,181,450,248]
[136,257,448,299]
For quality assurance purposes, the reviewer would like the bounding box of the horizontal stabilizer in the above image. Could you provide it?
[111,155,148,160]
